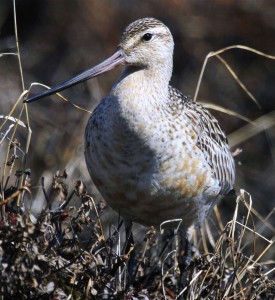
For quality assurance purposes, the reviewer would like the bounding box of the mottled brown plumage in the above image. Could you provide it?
[25,18,235,232]
[84,18,235,229]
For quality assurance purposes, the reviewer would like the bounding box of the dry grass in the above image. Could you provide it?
[0,174,274,299]
[0,2,275,299]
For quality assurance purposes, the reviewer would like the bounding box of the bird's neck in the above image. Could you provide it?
[111,65,172,108]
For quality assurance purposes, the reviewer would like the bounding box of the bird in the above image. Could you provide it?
[24,17,235,285]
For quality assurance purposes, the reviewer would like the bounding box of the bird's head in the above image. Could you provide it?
[24,18,173,103]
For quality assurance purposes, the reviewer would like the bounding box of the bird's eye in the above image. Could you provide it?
[142,33,153,41]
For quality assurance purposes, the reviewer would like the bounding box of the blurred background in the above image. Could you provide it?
[1,1,275,241]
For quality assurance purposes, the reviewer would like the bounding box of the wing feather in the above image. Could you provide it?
[169,86,235,195]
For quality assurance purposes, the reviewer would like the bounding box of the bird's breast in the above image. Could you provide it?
[84,96,220,227]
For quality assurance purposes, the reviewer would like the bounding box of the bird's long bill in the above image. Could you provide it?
[24,48,125,103]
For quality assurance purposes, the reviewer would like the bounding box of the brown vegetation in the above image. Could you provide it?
[1,1,275,299]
